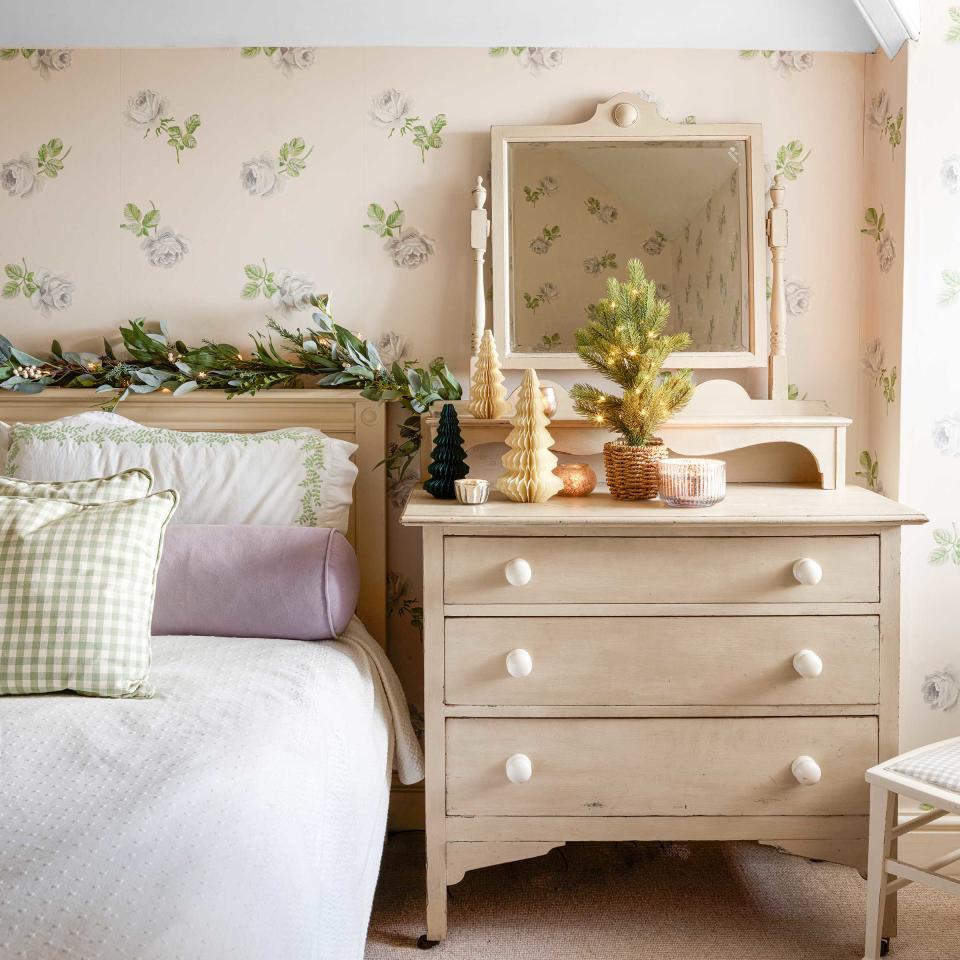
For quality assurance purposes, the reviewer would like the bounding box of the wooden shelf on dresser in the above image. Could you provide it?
[400,485,926,944]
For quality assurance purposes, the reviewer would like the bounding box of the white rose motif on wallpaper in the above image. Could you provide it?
[29,49,72,76]
[143,229,191,268]
[363,202,436,270]
[241,47,317,75]
[241,260,320,312]
[1,155,40,198]
[784,279,811,318]
[866,90,890,131]
[121,203,190,268]
[862,207,896,274]
[488,47,564,76]
[375,331,409,367]
[124,90,201,164]
[861,337,885,380]
[739,50,814,79]
[271,270,317,311]
[368,89,446,163]
[240,139,313,199]
[932,414,960,456]
[241,155,283,198]
[921,668,960,712]
[942,156,960,194]
[124,89,168,128]
[2,260,74,316]
[369,89,413,128]
[0,48,73,77]
[386,228,436,270]
[1,138,71,199]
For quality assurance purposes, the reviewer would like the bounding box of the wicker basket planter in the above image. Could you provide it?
[603,438,668,500]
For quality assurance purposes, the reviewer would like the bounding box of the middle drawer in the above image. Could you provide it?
[445,616,880,706]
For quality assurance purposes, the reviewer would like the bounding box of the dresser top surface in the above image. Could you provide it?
[400,485,927,528]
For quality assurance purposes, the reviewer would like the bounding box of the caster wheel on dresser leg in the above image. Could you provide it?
[417,934,440,950]
[880,938,890,957]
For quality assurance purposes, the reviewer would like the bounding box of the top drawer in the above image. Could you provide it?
[443,535,879,605]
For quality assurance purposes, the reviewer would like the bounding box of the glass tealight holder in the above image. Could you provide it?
[657,458,726,507]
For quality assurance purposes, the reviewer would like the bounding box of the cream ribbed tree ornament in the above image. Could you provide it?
[468,330,511,419]
[496,368,563,503]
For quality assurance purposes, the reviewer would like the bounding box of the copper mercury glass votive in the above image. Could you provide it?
[553,462,598,497]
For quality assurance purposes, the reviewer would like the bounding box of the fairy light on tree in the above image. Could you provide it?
[570,258,695,500]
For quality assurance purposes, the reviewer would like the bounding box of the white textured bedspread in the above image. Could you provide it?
[0,621,422,960]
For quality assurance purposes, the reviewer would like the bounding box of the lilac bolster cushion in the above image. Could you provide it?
[152,524,359,640]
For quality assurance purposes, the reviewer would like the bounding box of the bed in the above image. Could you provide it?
[0,390,419,960]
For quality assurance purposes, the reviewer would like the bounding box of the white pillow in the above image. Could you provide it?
[5,412,358,533]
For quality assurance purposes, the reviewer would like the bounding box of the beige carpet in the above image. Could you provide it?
[366,833,960,959]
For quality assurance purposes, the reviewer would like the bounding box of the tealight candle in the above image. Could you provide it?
[657,458,726,507]
[553,463,598,497]
[454,478,490,505]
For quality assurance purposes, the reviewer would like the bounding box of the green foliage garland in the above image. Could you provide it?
[0,297,461,479]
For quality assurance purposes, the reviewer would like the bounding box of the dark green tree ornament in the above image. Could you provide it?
[423,403,469,499]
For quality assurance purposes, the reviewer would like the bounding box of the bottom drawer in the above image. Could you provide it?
[446,717,876,817]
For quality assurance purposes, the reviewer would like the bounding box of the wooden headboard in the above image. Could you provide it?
[0,389,387,647]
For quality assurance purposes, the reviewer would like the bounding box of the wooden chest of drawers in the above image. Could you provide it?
[401,484,925,944]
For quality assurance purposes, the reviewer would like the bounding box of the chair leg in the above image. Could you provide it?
[863,784,896,960]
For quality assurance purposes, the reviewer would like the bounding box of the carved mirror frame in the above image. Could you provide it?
[490,93,770,376]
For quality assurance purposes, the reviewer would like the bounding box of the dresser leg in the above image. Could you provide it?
[424,840,448,944]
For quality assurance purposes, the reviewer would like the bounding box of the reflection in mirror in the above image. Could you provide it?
[508,140,750,356]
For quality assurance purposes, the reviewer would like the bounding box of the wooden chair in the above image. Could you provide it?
[863,736,960,959]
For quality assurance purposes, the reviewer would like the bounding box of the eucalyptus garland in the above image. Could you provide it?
[0,297,461,478]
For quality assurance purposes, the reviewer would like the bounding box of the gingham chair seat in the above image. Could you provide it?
[885,739,960,794]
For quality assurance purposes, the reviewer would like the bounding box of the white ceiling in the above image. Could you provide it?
[0,0,919,53]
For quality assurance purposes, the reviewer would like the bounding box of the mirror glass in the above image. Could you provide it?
[508,139,750,356]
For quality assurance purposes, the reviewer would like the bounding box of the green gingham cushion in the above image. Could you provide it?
[0,490,178,699]
[887,740,960,794]
[0,468,153,502]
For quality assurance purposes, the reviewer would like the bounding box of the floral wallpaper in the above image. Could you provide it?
[0,45,869,716]
[895,1,960,753]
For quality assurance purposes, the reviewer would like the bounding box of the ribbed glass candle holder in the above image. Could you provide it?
[657,458,726,507]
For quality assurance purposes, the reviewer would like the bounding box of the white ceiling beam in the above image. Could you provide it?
[2,0,880,51]
[849,0,921,58]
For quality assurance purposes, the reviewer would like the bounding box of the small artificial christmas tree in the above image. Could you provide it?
[496,368,564,503]
[423,403,469,499]
[468,330,511,419]
[570,258,694,499]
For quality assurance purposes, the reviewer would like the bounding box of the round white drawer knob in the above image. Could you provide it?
[791,755,822,786]
[504,558,533,587]
[792,558,823,586]
[792,649,824,678]
[505,648,534,678]
[505,753,533,784]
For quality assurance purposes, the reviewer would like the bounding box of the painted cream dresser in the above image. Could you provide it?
[400,484,926,946]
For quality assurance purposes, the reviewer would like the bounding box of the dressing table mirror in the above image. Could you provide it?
[490,94,769,375]
[456,93,851,489]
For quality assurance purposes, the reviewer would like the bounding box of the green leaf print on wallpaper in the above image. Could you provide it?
[364,202,406,238]
[929,526,960,567]
[940,270,960,305]
[948,8,960,43]
[855,451,881,493]
[775,140,810,181]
